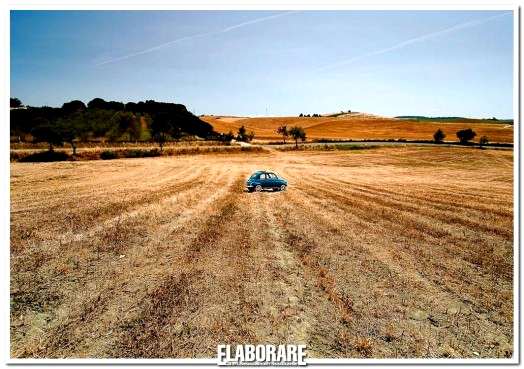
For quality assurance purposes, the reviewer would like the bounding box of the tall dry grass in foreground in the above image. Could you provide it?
[10,147,513,358]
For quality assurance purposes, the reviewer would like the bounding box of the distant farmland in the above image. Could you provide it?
[202,114,514,143]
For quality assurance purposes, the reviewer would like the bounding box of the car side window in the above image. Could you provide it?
[259,174,266,180]
[268,173,276,179]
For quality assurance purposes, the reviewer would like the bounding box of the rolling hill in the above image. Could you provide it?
[201,113,513,143]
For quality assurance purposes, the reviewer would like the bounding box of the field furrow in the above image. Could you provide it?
[10,147,514,359]
[285,174,512,310]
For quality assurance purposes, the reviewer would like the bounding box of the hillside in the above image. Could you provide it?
[10,98,215,144]
[396,116,513,124]
[201,114,514,143]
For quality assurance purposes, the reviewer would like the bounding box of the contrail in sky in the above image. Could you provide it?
[96,11,298,66]
[316,12,511,72]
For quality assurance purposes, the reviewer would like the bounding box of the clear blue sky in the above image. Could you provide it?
[11,10,514,118]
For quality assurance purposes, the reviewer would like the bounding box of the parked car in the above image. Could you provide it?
[246,171,288,192]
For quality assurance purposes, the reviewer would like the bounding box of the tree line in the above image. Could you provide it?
[433,128,489,145]
[10,97,225,153]
[274,125,491,147]
[220,126,255,145]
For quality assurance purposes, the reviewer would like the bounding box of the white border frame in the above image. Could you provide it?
[2,1,520,366]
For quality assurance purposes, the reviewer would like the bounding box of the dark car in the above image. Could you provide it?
[246,171,288,192]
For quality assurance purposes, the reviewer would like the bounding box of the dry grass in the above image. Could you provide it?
[10,145,265,162]
[10,146,513,359]
[10,140,230,151]
[202,115,513,143]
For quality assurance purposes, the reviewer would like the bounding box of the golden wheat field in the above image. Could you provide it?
[202,115,514,143]
[10,146,513,359]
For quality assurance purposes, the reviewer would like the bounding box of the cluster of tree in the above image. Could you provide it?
[433,128,489,146]
[10,98,23,108]
[10,98,216,152]
[221,125,255,143]
[236,126,255,143]
[298,113,322,117]
[276,125,306,148]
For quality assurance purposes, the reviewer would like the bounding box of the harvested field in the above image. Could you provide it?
[10,146,513,359]
[202,115,514,143]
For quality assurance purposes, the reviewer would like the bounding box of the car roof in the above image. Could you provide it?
[253,170,274,174]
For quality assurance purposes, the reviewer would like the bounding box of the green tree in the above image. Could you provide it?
[10,97,22,108]
[456,128,477,144]
[62,100,86,115]
[87,98,107,110]
[236,125,254,142]
[276,125,289,143]
[126,114,141,142]
[107,112,140,142]
[150,113,173,151]
[85,109,115,138]
[57,113,87,155]
[59,123,78,156]
[433,128,446,143]
[31,118,63,151]
[289,126,306,149]
[237,125,247,141]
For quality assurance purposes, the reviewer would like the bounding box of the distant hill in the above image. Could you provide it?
[395,116,513,124]
[202,113,514,143]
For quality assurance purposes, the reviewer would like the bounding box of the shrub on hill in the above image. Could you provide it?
[100,150,118,160]
[19,150,70,162]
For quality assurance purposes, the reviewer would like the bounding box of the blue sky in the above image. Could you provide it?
[11,10,514,118]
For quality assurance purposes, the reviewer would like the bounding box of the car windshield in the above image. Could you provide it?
[249,173,260,179]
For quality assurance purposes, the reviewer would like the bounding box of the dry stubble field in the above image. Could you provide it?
[10,146,513,359]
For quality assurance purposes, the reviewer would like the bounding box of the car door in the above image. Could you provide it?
[266,173,278,189]
[259,173,269,188]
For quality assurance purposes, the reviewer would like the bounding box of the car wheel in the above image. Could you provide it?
[255,185,263,192]
[280,185,286,191]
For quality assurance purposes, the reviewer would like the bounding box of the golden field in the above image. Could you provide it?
[10,146,513,358]
[202,114,514,143]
